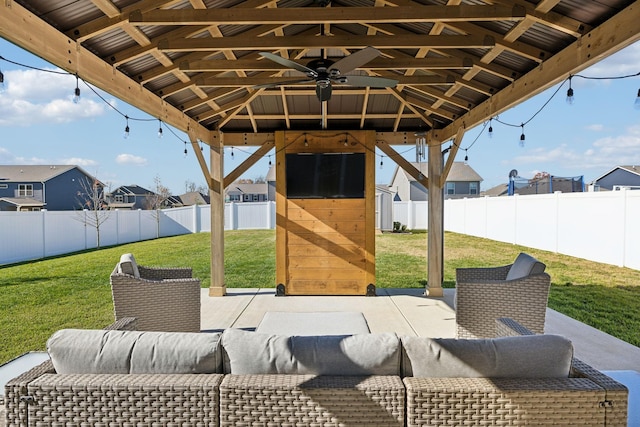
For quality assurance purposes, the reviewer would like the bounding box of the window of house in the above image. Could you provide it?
[470,182,478,195]
[115,195,124,203]
[446,182,455,195]
[229,194,240,202]
[243,194,251,202]
[0,184,8,189]
[18,184,33,197]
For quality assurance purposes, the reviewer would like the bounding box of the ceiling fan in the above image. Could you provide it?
[257,47,398,102]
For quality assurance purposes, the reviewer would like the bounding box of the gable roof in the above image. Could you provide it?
[225,183,268,195]
[0,165,80,183]
[1,1,638,142]
[594,165,640,182]
[112,185,155,196]
[393,161,483,184]
[178,191,210,205]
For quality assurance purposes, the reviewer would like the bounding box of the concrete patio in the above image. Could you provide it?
[201,287,640,372]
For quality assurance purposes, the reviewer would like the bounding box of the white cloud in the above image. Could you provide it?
[585,124,604,132]
[0,69,107,126]
[61,157,98,167]
[585,41,640,78]
[512,125,640,174]
[116,153,148,166]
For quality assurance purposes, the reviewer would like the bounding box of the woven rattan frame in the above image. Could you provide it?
[110,263,201,332]
[455,262,551,338]
[220,374,405,426]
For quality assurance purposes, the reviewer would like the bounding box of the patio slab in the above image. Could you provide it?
[201,287,640,371]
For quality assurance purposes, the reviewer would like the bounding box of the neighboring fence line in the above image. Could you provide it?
[393,190,640,270]
[1,192,638,270]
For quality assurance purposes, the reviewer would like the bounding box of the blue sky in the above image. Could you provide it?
[1,37,639,194]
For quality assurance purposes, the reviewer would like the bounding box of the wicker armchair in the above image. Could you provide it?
[455,252,551,338]
[110,253,201,332]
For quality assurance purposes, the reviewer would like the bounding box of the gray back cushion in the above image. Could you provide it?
[222,328,401,376]
[48,329,222,374]
[506,252,546,281]
[117,253,140,278]
[401,334,573,378]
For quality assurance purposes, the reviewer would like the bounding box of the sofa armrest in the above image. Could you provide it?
[138,265,193,280]
[455,264,511,282]
[495,317,628,425]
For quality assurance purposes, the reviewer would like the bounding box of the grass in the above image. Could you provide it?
[1,229,639,364]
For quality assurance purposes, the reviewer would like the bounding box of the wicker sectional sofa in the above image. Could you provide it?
[4,318,628,427]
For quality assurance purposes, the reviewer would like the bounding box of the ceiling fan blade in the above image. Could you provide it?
[253,78,315,89]
[339,75,398,88]
[259,52,316,76]
[331,47,381,74]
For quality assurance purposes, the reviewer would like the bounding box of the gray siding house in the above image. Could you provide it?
[389,162,483,201]
[593,165,640,190]
[225,183,269,202]
[0,165,103,211]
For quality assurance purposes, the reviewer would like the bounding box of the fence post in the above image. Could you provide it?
[41,209,47,259]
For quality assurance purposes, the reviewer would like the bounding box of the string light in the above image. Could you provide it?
[157,119,163,138]
[566,75,574,105]
[464,149,468,164]
[635,89,640,110]
[304,135,309,147]
[123,116,130,139]
[230,147,234,159]
[379,157,384,170]
[488,118,493,138]
[73,74,80,104]
[268,155,272,167]
[0,67,4,89]
[183,141,188,157]
[519,124,526,147]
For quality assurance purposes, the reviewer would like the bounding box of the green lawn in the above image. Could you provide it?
[1,229,639,364]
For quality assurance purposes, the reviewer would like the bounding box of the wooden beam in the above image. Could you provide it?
[440,127,465,187]
[0,0,210,143]
[195,75,454,87]
[426,141,444,297]
[433,0,640,144]
[209,130,226,296]
[376,140,429,188]
[130,5,526,25]
[158,34,496,51]
[223,140,275,188]
[179,57,473,72]
[189,135,213,189]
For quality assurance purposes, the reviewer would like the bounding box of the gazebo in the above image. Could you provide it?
[1,0,639,297]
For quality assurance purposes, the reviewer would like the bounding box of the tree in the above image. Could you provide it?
[146,175,172,238]
[184,180,209,194]
[76,176,110,248]
[254,175,266,184]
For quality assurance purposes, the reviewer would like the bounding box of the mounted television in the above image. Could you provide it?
[286,153,365,199]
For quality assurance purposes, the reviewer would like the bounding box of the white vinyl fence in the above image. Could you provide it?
[393,190,640,270]
[1,192,638,270]
[0,202,275,266]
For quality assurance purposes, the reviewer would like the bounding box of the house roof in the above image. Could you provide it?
[0,197,45,207]
[226,183,268,195]
[178,191,210,205]
[393,161,483,184]
[481,183,509,197]
[112,185,155,196]
[594,165,640,182]
[1,1,638,144]
[0,165,78,183]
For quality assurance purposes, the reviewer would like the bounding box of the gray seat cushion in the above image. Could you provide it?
[401,334,573,378]
[256,311,370,335]
[506,252,546,281]
[222,328,400,376]
[48,329,222,374]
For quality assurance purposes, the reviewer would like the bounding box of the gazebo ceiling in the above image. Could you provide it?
[1,0,639,143]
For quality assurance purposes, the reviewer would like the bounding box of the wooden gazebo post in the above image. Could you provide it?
[209,130,226,296]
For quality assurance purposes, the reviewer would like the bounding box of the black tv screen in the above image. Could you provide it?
[286,153,365,198]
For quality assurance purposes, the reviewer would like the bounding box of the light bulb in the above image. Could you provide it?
[566,87,574,105]
[123,117,130,139]
[519,132,526,147]
[635,89,640,110]
[73,87,80,104]
[488,125,493,138]
[379,159,383,170]
[157,121,163,138]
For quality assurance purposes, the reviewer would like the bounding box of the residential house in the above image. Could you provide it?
[592,165,640,191]
[225,182,269,202]
[481,183,509,197]
[177,191,210,206]
[0,165,104,211]
[106,185,177,210]
[389,161,483,201]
